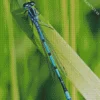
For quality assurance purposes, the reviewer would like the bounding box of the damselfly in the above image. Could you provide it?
[23,1,71,100]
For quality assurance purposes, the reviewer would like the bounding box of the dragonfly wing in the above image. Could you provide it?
[38,14,100,100]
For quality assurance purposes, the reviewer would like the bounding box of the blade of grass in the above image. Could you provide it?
[69,0,78,99]
[3,0,20,100]
[60,0,71,99]
[60,0,69,43]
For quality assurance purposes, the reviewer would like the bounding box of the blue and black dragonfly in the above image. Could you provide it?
[23,1,71,100]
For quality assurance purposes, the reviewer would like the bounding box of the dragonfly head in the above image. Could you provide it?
[23,1,35,9]
[23,1,39,21]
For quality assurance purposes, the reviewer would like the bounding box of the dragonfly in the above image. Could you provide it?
[23,1,71,100]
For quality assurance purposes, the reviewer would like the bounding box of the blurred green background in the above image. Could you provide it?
[0,0,100,100]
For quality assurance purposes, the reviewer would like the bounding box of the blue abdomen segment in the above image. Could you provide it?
[65,91,71,100]
[55,69,61,77]
[49,55,56,67]
[43,42,51,54]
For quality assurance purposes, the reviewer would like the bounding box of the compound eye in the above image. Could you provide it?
[26,4,29,7]
[23,3,28,7]
[23,1,35,8]
[30,1,35,6]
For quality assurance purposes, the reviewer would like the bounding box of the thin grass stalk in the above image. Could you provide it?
[69,0,78,99]
[3,0,20,100]
[0,0,8,99]
[60,0,71,98]
[75,0,80,36]
[42,0,49,20]
[75,0,83,99]
[61,0,70,43]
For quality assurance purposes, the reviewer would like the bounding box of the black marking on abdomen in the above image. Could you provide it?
[48,52,51,56]
[58,77,68,92]
[42,39,45,42]
[54,66,57,69]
